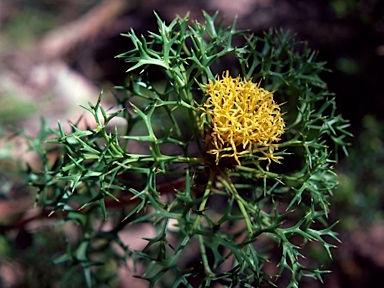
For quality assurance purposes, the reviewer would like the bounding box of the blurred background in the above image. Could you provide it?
[1,0,384,287]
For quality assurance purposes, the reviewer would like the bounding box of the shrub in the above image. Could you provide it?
[23,12,350,287]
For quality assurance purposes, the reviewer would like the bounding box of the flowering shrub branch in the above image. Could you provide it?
[23,11,351,287]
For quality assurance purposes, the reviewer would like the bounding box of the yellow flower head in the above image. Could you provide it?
[202,71,285,167]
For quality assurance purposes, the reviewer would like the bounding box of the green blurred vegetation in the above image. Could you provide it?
[335,115,384,228]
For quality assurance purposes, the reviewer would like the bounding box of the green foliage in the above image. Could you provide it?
[328,0,359,18]
[24,12,351,287]
[336,115,384,227]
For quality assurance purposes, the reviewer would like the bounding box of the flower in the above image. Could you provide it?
[202,71,285,167]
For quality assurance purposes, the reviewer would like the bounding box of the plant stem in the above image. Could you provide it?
[219,171,254,235]
[193,169,216,276]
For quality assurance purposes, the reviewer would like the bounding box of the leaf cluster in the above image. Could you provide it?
[24,12,351,287]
